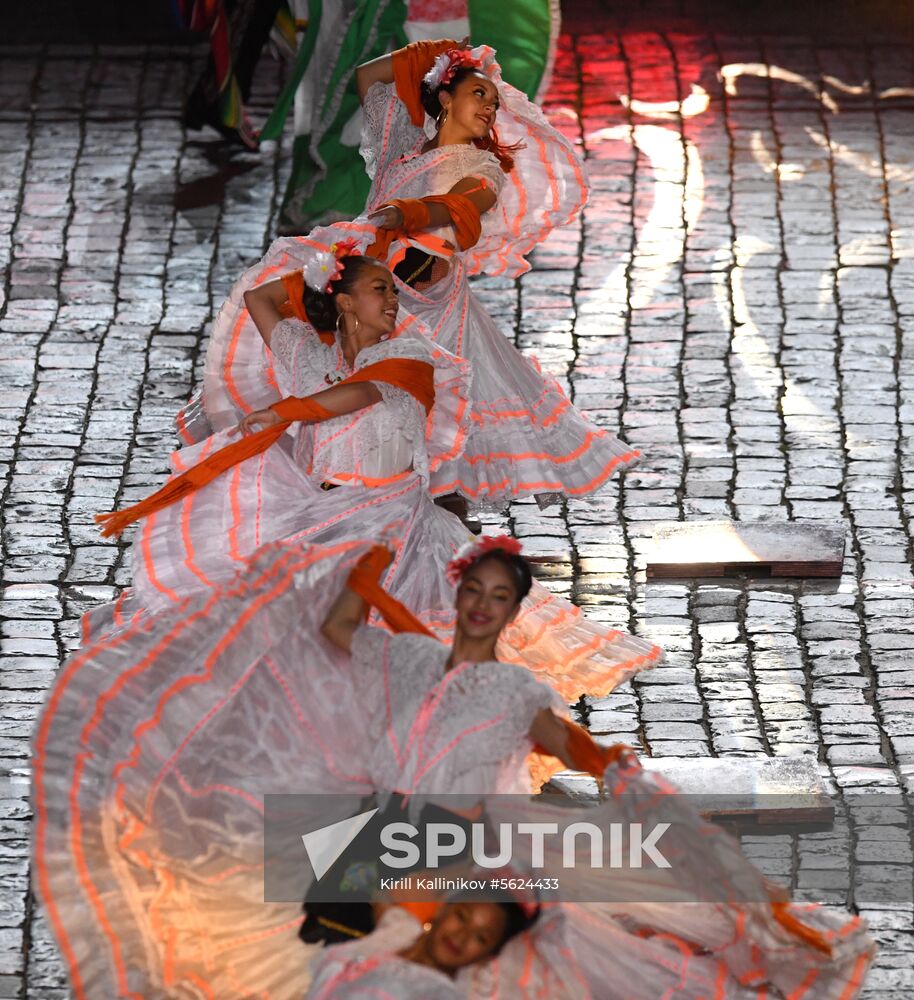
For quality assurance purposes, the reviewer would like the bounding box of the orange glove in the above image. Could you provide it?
[391,39,460,126]
[534,718,631,780]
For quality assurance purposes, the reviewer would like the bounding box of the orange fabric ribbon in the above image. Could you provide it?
[421,193,482,250]
[96,358,435,537]
[533,719,631,780]
[771,902,832,955]
[278,271,335,345]
[391,38,458,127]
[366,194,483,261]
[347,545,434,637]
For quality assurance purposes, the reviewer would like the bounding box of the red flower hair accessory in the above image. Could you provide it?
[423,47,483,92]
[325,239,360,293]
[445,534,523,586]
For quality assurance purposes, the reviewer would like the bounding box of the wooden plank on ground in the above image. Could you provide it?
[543,756,833,828]
[646,520,846,579]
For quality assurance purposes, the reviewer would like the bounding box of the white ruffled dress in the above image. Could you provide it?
[32,543,566,999]
[32,543,871,999]
[177,46,639,508]
[93,318,660,700]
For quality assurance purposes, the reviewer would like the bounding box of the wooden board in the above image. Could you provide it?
[544,756,833,828]
[646,520,846,579]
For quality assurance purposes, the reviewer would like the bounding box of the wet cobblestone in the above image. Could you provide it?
[2,8,914,997]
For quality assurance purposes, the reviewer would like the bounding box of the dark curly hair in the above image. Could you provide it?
[496,900,539,949]
[463,549,533,603]
[419,65,522,174]
[301,255,388,333]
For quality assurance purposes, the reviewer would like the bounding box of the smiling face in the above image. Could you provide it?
[453,556,521,643]
[425,901,508,972]
[334,261,399,340]
[439,71,500,141]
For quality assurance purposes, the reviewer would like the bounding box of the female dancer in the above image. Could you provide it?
[33,539,871,998]
[177,40,639,511]
[34,537,629,999]
[305,897,540,999]
[93,245,660,700]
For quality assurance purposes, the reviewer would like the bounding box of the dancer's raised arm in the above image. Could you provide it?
[321,578,370,654]
[242,278,288,348]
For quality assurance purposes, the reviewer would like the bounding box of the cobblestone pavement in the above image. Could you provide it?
[2,6,914,997]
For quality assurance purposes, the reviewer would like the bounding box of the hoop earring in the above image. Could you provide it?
[436,107,448,130]
[336,312,360,338]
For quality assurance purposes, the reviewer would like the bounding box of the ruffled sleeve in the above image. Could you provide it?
[269,317,337,398]
[463,148,506,198]
[360,81,424,181]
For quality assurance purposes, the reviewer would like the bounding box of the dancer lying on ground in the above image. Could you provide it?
[305,895,539,1000]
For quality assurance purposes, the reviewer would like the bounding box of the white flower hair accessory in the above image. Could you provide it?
[301,238,361,294]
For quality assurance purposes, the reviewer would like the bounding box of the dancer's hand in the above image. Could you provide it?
[368,205,404,230]
[231,408,283,436]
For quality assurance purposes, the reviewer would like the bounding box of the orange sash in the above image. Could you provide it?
[278,271,335,346]
[96,358,435,538]
[366,194,482,261]
[391,39,458,127]
[347,545,434,637]
[423,193,483,250]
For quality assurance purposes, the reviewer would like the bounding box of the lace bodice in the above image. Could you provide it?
[358,77,590,278]
[270,319,429,485]
[350,626,565,797]
[361,82,506,251]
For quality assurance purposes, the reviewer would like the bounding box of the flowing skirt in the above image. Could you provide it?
[481,752,875,999]
[33,544,371,1000]
[103,429,660,702]
[398,256,640,505]
[34,592,872,1000]
[175,231,640,509]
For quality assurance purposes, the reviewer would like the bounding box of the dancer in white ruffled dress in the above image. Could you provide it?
[32,539,872,999]
[178,40,639,511]
[33,537,617,999]
[92,248,660,699]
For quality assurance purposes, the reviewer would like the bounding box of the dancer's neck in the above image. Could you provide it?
[446,630,498,671]
[399,934,453,977]
[339,323,382,367]
[431,119,474,150]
